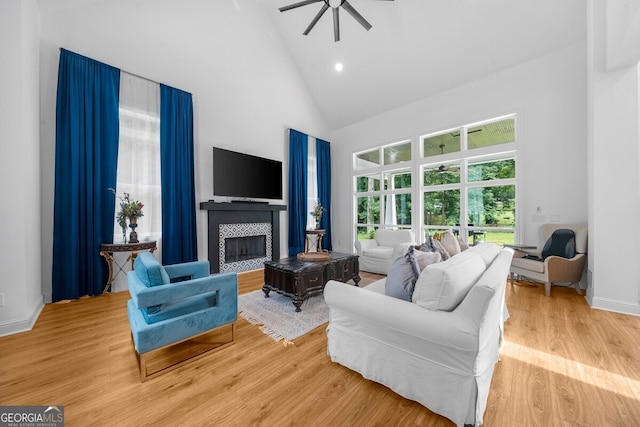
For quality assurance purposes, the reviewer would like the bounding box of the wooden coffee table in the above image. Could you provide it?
[263,252,360,312]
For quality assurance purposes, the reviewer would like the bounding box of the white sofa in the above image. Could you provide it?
[354,229,416,274]
[324,243,514,427]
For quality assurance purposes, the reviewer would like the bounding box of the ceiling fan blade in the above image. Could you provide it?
[303,3,330,35]
[333,6,340,42]
[342,1,372,30]
[279,0,323,13]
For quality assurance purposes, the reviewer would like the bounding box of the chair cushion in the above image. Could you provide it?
[511,257,545,274]
[412,251,485,311]
[134,252,171,287]
[541,229,576,260]
[363,246,394,260]
[375,229,414,247]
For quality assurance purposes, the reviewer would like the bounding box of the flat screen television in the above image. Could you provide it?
[212,146,283,200]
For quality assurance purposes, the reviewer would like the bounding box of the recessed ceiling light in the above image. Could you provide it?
[335,62,344,72]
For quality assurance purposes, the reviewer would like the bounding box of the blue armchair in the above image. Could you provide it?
[127,252,238,381]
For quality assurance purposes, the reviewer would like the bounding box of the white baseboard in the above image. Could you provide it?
[0,300,45,337]
[587,293,640,317]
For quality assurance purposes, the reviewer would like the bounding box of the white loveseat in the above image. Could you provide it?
[324,243,514,427]
[354,229,416,274]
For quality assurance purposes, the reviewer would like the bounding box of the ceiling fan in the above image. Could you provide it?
[279,0,394,42]
[436,144,460,173]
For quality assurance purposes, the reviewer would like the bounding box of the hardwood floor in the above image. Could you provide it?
[1,272,639,426]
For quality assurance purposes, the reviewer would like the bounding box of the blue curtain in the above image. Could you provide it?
[160,84,197,265]
[52,49,120,301]
[316,138,332,251]
[288,129,308,256]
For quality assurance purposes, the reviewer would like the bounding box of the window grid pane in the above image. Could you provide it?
[468,158,515,182]
[383,141,411,165]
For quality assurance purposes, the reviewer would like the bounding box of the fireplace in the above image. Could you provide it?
[200,201,286,273]
[218,222,271,273]
[225,235,267,263]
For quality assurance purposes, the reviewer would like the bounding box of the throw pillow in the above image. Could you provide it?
[385,246,421,301]
[419,235,438,252]
[412,251,485,311]
[415,250,442,271]
[432,238,451,261]
[457,236,469,251]
[440,230,461,256]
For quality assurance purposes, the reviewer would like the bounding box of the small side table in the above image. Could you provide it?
[305,229,326,252]
[100,241,157,293]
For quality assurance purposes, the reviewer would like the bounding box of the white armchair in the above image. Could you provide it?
[510,224,587,296]
[354,229,416,274]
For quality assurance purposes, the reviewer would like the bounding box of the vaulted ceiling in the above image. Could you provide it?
[36,0,587,130]
[258,0,586,129]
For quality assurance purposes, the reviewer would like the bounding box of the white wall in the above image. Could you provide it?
[0,0,43,336]
[587,0,640,315]
[330,43,589,256]
[38,0,330,300]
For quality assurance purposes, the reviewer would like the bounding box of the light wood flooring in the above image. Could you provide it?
[1,272,639,426]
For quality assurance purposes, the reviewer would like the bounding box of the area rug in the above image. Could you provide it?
[238,291,328,343]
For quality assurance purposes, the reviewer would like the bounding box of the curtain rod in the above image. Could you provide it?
[59,47,161,86]
[288,128,330,144]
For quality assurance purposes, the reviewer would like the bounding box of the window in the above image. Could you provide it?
[114,73,162,245]
[421,115,517,245]
[354,140,412,240]
[353,115,517,246]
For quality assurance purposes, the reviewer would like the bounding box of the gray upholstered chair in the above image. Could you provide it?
[510,224,587,296]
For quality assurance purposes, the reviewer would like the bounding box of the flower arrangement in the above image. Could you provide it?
[310,201,324,226]
[119,193,144,220]
[108,188,144,238]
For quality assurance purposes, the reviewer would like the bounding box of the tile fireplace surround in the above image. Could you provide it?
[199,201,286,274]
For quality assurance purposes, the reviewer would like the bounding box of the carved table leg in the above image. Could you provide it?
[353,275,361,287]
[99,251,114,293]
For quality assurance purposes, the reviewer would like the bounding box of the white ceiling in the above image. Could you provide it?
[258,0,586,129]
[36,0,587,131]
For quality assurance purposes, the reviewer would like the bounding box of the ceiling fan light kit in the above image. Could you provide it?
[279,0,394,42]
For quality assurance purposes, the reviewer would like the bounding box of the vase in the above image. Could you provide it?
[128,217,139,243]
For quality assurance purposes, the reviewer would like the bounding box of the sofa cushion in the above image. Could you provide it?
[134,252,171,287]
[467,243,501,266]
[412,251,486,311]
[385,247,421,301]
